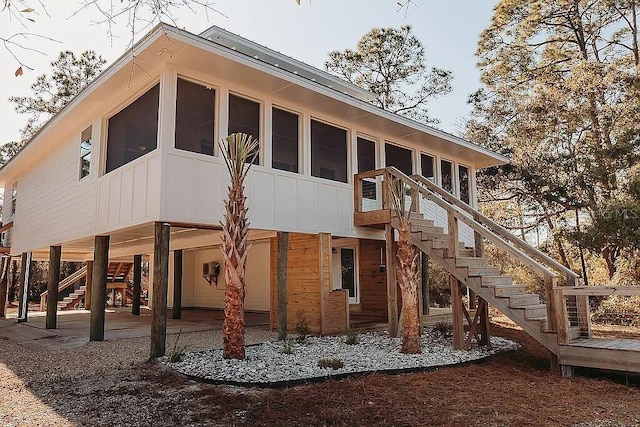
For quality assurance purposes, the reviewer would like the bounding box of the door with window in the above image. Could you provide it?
[332,246,358,304]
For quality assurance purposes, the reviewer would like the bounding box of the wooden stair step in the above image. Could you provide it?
[491,284,526,297]
[458,248,475,257]
[455,257,488,268]
[509,294,540,308]
[523,304,547,319]
[410,225,445,235]
[478,275,513,286]
[466,266,501,276]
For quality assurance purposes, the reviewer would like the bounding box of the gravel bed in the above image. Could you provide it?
[161,330,519,385]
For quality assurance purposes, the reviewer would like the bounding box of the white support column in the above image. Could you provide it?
[302,112,312,177]
[263,100,273,169]
[158,67,177,150]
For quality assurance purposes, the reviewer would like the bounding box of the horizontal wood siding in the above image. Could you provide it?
[270,233,322,334]
[359,239,389,317]
[323,290,348,335]
[11,124,99,253]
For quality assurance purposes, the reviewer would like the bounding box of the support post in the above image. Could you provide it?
[450,274,464,350]
[0,257,8,318]
[421,252,429,316]
[90,236,109,341]
[478,297,491,346]
[46,246,62,329]
[85,261,93,310]
[150,222,170,358]
[172,250,183,320]
[277,232,288,340]
[132,255,142,316]
[385,224,398,337]
[17,252,31,323]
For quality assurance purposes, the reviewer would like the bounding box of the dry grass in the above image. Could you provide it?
[1,318,640,426]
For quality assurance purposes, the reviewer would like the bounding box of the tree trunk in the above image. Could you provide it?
[396,219,421,354]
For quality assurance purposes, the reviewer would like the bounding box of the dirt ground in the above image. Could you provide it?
[1,316,640,427]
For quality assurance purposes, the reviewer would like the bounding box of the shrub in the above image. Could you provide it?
[317,358,344,370]
[294,310,310,343]
[281,338,294,355]
[434,321,453,337]
[592,295,640,326]
[344,330,359,345]
[168,329,188,363]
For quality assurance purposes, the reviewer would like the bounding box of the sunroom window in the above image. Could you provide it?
[441,159,454,194]
[271,107,299,173]
[106,84,159,173]
[385,143,413,176]
[311,119,348,183]
[357,137,377,200]
[79,126,92,179]
[228,94,260,165]
[10,182,17,218]
[421,153,435,182]
[175,78,215,156]
[459,165,470,204]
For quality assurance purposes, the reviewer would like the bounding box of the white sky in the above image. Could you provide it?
[0,0,496,144]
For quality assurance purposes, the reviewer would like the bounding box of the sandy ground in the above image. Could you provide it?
[1,313,640,426]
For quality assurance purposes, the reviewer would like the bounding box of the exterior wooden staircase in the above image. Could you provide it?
[41,262,146,311]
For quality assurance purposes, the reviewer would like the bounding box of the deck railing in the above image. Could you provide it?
[354,167,581,337]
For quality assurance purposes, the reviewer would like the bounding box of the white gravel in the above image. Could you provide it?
[161,330,519,385]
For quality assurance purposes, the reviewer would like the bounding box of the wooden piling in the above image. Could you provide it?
[89,236,109,341]
[150,222,170,358]
[132,255,142,316]
[45,246,61,329]
[277,232,288,339]
[172,250,183,320]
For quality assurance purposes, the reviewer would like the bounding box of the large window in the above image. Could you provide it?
[79,126,92,179]
[228,94,260,164]
[175,78,215,156]
[441,159,454,194]
[459,165,470,204]
[311,119,348,183]
[385,143,413,176]
[10,182,17,218]
[357,137,376,200]
[421,153,435,182]
[106,84,159,173]
[271,107,299,173]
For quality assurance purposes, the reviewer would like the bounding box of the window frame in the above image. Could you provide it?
[419,152,436,183]
[102,80,161,176]
[228,91,263,166]
[309,117,350,184]
[271,104,301,174]
[439,157,455,195]
[79,126,92,180]
[458,163,471,205]
[174,76,218,158]
[384,141,414,176]
[331,238,360,304]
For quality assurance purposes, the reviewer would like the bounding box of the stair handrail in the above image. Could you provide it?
[409,172,579,285]
[39,265,88,310]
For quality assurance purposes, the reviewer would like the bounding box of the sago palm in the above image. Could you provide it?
[219,132,259,359]
[388,176,421,354]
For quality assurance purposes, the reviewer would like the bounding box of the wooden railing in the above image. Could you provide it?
[354,167,581,336]
[40,266,88,310]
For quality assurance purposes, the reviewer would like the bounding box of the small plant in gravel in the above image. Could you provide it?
[434,321,453,338]
[344,330,359,345]
[317,358,344,370]
[281,338,295,355]
[294,310,310,344]
[168,329,188,363]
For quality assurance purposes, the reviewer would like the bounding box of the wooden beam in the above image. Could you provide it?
[167,221,222,231]
[85,261,93,310]
[132,255,142,316]
[45,246,61,329]
[385,224,398,337]
[90,236,109,341]
[150,222,170,358]
[421,252,429,316]
[17,252,31,323]
[112,262,124,283]
[277,232,288,340]
[0,221,14,234]
[478,298,491,346]
[450,274,464,350]
[0,257,8,318]
[172,250,183,320]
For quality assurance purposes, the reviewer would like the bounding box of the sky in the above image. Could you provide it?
[0,0,497,144]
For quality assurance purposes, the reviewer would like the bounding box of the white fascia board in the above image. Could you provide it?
[0,24,168,182]
[171,27,509,167]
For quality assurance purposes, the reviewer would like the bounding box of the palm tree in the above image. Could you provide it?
[388,177,421,354]
[219,132,259,359]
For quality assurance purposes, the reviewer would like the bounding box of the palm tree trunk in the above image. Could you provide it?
[396,218,421,354]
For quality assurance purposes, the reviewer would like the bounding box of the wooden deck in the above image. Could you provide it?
[559,338,640,373]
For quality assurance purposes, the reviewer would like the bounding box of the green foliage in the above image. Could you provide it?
[10,50,106,141]
[325,25,452,125]
[469,0,640,279]
[294,309,310,344]
[317,358,344,370]
[344,330,359,345]
[427,260,450,307]
[281,338,295,355]
[168,329,188,363]
[592,295,640,327]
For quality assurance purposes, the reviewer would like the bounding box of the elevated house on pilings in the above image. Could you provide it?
[1,24,640,375]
